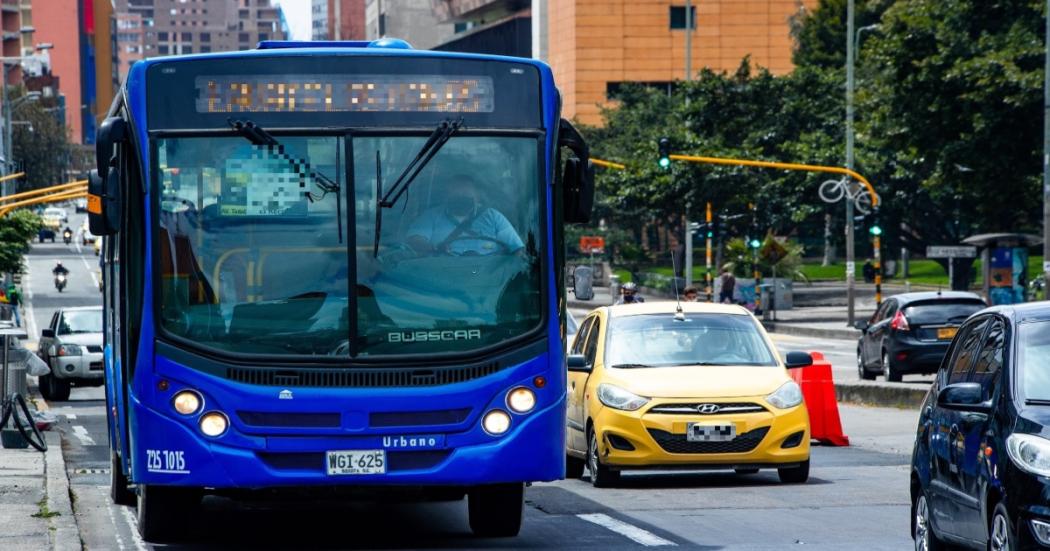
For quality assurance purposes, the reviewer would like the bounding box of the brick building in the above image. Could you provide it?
[312,0,366,41]
[548,0,817,124]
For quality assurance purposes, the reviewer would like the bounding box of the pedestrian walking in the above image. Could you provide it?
[718,268,736,304]
[7,283,21,328]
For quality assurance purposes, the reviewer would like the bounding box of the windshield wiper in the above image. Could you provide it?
[610,363,654,369]
[372,118,464,257]
[1025,399,1050,406]
[228,119,343,243]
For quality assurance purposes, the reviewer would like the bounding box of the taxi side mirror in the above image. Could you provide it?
[784,351,813,369]
[567,354,592,373]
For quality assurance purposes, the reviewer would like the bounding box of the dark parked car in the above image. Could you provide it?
[856,291,986,382]
[911,302,1050,550]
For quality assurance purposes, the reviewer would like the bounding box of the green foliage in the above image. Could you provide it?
[11,91,71,191]
[0,210,42,274]
[723,234,808,282]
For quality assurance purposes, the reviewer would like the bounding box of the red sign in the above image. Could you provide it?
[579,236,605,254]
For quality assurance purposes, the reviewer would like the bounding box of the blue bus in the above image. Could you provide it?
[89,39,594,542]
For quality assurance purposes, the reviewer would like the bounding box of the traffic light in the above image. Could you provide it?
[749,237,761,249]
[658,137,671,169]
[707,218,717,239]
[869,223,882,236]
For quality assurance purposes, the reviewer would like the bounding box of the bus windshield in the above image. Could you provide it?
[155,134,542,358]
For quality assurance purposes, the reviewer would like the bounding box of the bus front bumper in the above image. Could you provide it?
[128,395,565,488]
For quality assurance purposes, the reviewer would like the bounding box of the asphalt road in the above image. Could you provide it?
[33,219,916,550]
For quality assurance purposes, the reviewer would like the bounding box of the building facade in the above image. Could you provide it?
[30,0,81,142]
[313,0,366,41]
[548,0,817,124]
[113,0,285,84]
[365,0,453,50]
[431,0,532,58]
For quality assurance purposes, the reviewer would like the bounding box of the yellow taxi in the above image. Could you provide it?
[566,301,812,487]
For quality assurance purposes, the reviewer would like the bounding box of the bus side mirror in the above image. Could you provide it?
[90,116,126,236]
[558,119,594,224]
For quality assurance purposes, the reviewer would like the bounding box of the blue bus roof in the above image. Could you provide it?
[127,38,553,81]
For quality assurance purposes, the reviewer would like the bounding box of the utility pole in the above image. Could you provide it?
[845,0,857,326]
[705,201,713,302]
[685,207,693,287]
[1043,0,1050,293]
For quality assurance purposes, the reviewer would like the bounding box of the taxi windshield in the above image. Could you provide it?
[605,313,777,368]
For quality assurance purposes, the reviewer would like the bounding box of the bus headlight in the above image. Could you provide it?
[172,391,202,416]
[199,411,229,437]
[507,387,536,413]
[482,410,511,436]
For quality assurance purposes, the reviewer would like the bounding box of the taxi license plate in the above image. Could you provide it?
[326,450,386,475]
[937,327,959,340]
[686,423,736,442]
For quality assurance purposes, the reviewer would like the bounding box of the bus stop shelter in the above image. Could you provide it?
[961,233,1042,305]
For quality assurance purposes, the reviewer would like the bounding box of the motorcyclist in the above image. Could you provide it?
[52,262,70,277]
[62,226,73,244]
[616,282,645,305]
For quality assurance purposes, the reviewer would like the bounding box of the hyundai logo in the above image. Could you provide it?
[697,403,720,414]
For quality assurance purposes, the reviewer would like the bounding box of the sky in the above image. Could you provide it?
[273,0,312,40]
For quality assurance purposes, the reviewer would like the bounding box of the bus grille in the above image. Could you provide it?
[237,411,341,428]
[370,408,472,428]
[224,363,502,388]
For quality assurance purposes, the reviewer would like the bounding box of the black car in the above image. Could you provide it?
[856,291,986,382]
[911,302,1050,550]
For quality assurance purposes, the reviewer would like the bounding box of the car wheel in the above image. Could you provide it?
[735,468,759,475]
[858,349,876,380]
[587,427,620,488]
[883,350,902,383]
[566,454,585,479]
[913,490,946,551]
[989,503,1014,551]
[110,450,135,506]
[37,373,52,400]
[467,483,524,537]
[778,459,809,484]
[47,374,71,402]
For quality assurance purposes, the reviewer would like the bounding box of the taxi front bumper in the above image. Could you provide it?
[593,398,810,469]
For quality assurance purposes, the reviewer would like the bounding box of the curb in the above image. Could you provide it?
[762,321,860,341]
[44,432,80,551]
[834,381,928,409]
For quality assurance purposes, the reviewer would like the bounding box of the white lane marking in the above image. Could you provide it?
[577,513,677,547]
[120,504,148,551]
[71,424,96,446]
[105,503,129,551]
[65,413,76,420]
[80,255,99,290]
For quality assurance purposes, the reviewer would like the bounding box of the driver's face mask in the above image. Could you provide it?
[446,194,477,218]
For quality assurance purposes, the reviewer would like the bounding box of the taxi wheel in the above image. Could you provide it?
[778,459,809,484]
[566,454,585,479]
[109,450,135,506]
[136,484,200,542]
[468,483,524,537]
[588,428,620,488]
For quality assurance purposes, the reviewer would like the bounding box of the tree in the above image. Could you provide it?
[0,209,41,274]
[11,93,71,191]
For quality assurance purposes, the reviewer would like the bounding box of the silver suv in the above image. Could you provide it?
[37,306,103,401]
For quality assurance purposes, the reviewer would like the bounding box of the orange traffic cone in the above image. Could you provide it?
[789,351,849,446]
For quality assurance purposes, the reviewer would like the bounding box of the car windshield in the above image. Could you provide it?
[60,310,102,334]
[903,300,985,325]
[1019,320,1050,401]
[604,313,777,368]
[155,134,541,358]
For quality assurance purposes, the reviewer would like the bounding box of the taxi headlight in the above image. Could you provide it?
[172,390,202,416]
[1007,433,1050,478]
[507,387,536,413]
[199,411,229,437]
[596,384,649,411]
[766,381,803,409]
[482,410,511,435]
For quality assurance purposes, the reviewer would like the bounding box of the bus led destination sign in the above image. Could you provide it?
[196,74,495,114]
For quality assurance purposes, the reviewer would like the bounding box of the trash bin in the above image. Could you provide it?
[759,284,773,321]
[573,265,595,301]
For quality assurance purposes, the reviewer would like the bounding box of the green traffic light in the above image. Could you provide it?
[706,231,713,238]
[659,157,670,168]
[869,225,882,236]
[749,239,761,248]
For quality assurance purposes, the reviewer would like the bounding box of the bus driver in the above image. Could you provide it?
[405,175,524,256]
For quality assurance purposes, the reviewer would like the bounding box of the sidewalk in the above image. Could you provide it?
[568,286,868,340]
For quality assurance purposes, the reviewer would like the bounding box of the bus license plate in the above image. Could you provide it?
[687,423,736,442]
[937,327,958,340]
[326,450,386,475]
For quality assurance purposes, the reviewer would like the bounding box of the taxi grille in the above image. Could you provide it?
[647,426,770,454]
[647,402,767,415]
